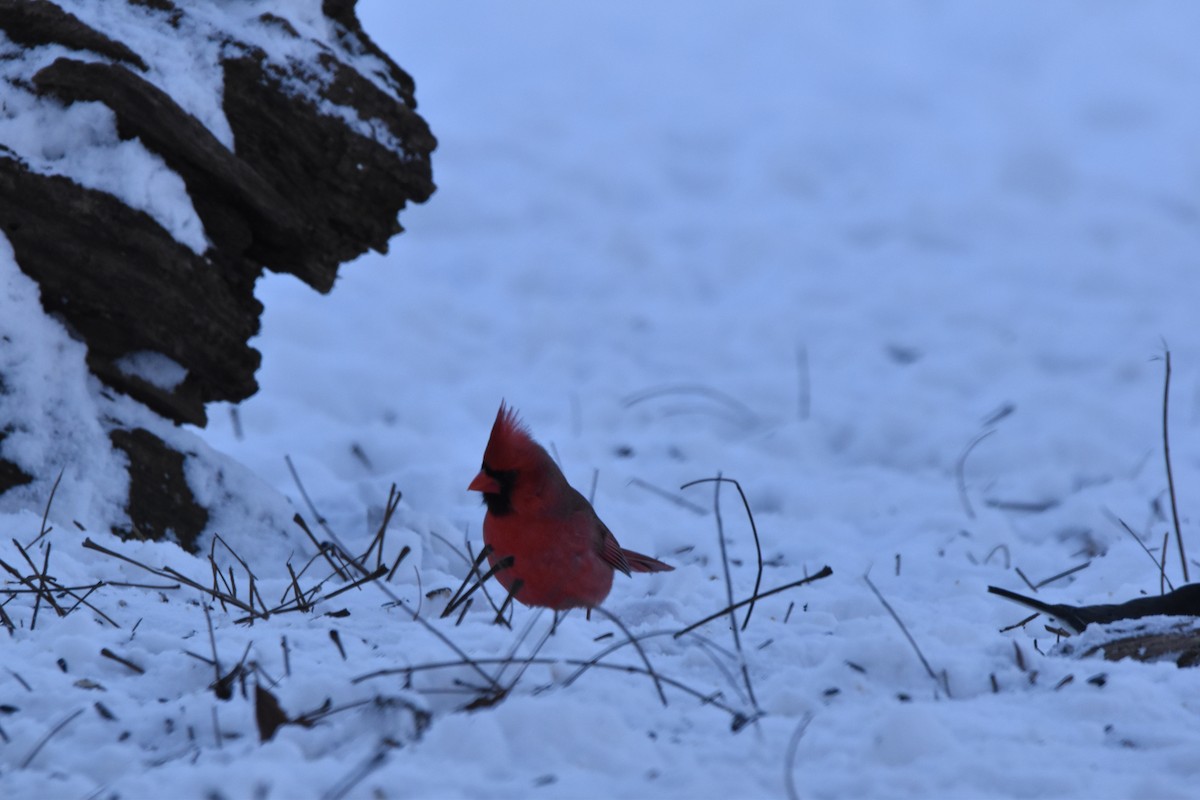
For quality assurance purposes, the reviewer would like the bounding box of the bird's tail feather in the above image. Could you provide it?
[622,548,674,573]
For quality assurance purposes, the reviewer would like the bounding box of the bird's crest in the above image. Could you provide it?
[483,401,538,469]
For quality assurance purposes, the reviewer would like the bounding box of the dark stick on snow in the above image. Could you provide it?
[863,573,948,697]
[59,582,117,627]
[982,544,1011,569]
[292,514,350,581]
[202,601,222,689]
[463,540,506,622]
[628,478,708,515]
[696,474,762,721]
[1161,531,1170,597]
[582,607,668,707]
[14,538,66,623]
[317,565,388,603]
[429,530,506,621]
[322,745,390,800]
[361,484,401,569]
[329,629,346,660]
[354,656,748,721]
[1161,349,1189,582]
[494,578,522,627]
[441,544,494,617]
[441,555,512,620]
[491,603,552,688]
[21,708,84,768]
[998,611,1039,633]
[285,562,309,612]
[1014,566,1037,593]
[955,429,995,520]
[681,476,764,630]
[622,384,760,427]
[27,466,64,548]
[1033,561,1091,590]
[1103,510,1174,592]
[99,647,144,675]
[455,597,473,626]
[387,545,410,582]
[674,567,833,638]
[784,712,814,800]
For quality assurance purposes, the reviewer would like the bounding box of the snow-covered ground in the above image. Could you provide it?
[5,2,1200,797]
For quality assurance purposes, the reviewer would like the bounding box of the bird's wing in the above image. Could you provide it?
[594,519,633,577]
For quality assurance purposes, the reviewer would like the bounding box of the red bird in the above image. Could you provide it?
[467,403,673,611]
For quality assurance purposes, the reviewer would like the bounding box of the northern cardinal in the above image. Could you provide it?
[467,403,673,610]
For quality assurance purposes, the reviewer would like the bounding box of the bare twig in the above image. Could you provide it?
[956,430,995,520]
[683,474,762,724]
[674,568,833,639]
[628,478,708,516]
[784,712,814,800]
[1033,561,1090,590]
[586,607,667,707]
[1161,349,1189,582]
[27,467,64,548]
[21,708,84,768]
[99,648,144,675]
[863,573,947,697]
[998,612,1039,633]
[1014,567,1037,593]
[622,384,759,427]
[1103,510,1175,593]
[440,545,497,618]
[681,477,764,630]
[361,484,402,569]
[355,656,748,722]
[292,515,349,581]
[1161,531,1170,597]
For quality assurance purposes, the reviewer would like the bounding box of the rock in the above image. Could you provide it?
[0,0,435,549]
[110,428,209,552]
[0,156,262,426]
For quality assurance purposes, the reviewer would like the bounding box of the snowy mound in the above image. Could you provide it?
[0,0,433,543]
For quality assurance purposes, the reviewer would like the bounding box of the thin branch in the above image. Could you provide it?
[1102,509,1175,592]
[628,478,708,516]
[956,430,995,520]
[863,573,947,697]
[588,607,667,706]
[784,713,815,800]
[683,474,762,723]
[27,467,64,548]
[21,708,84,768]
[674,567,832,639]
[1161,349,1189,582]
[622,384,759,427]
[1032,561,1090,590]
[681,477,764,630]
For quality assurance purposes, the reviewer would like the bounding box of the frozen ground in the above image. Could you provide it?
[5,2,1200,798]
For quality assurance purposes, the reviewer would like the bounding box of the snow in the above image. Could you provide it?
[4,1,1200,798]
[114,351,188,392]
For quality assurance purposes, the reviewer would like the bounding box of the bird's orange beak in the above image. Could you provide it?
[468,470,500,494]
